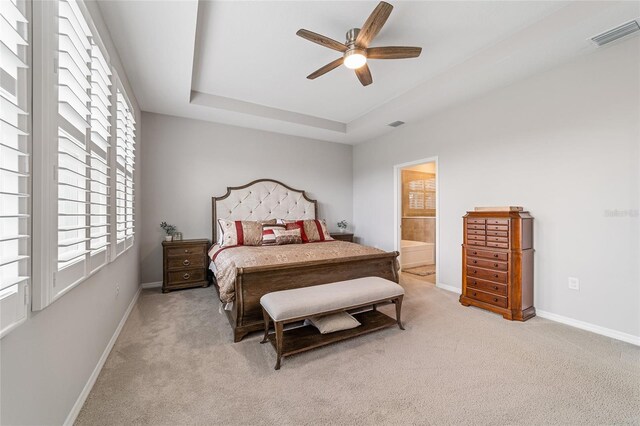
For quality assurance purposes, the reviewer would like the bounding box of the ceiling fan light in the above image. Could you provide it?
[344,50,367,69]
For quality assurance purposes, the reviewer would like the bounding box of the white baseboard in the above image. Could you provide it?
[63,287,141,426]
[436,282,461,294]
[536,310,640,347]
[141,281,162,289]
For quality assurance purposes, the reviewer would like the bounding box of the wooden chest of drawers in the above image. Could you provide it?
[162,239,210,293]
[460,211,535,321]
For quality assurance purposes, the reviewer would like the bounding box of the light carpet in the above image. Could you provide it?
[76,274,640,425]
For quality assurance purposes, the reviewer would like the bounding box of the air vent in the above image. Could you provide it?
[591,20,640,46]
[388,120,405,128]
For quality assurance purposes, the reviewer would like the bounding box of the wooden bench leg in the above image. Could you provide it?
[274,321,284,370]
[260,308,270,344]
[394,296,405,330]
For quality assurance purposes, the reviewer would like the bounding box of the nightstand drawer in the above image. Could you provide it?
[167,268,206,285]
[330,233,354,242]
[166,245,206,257]
[167,254,204,270]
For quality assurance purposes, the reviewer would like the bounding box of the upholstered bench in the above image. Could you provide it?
[260,276,405,370]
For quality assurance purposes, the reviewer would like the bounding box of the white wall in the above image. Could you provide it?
[139,113,353,284]
[0,2,142,424]
[353,37,640,338]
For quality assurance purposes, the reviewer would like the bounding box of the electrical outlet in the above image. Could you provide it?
[116,284,120,297]
[568,277,580,291]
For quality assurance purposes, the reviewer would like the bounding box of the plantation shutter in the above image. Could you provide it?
[0,0,30,336]
[88,38,112,270]
[55,0,92,290]
[115,88,135,255]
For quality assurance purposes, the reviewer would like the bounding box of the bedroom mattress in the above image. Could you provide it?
[208,241,387,304]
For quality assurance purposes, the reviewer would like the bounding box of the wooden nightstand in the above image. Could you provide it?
[162,239,210,293]
[330,232,354,242]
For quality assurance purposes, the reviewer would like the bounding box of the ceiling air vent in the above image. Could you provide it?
[591,20,640,46]
[388,120,405,128]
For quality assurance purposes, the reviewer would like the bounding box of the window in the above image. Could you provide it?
[114,87,135,256]
[0,0,30,337]
[402,170,436,217]
[31,0,136,311]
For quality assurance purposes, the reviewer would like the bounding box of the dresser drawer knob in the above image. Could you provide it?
[493,286,499,290]
[184,249,190,253]
[183,273,190,280]
[472,251,477,255]
[493,298,499,303]
[472,292,477,297]
[494,274,499,278]
[183,259,191,266]
[494,254,499,258]
[472,270,477,274]
[473,260,477,264]
[494,263,498,267]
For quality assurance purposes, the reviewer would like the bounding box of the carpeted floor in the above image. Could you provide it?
[76,274,640,425]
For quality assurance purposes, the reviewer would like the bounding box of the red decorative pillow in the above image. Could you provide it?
[262,224,286,246]
[285,220,333,243]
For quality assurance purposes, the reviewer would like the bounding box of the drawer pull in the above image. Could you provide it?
[472,292,477,297]
[472,251,477,255]
[183,259,191,266]
[494,274,499,278]
[494,263,499,267]
[183,273,190,280]
[184,249,190,253]
[472,270,477,274]
[493,298,499,303]
[494,254,499,258]
[473,260,477,264]
[493,286,499,290]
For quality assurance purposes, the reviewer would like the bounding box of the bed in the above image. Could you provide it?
[210,179,399,342]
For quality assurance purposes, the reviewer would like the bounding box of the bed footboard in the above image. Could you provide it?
[227,251,399,342]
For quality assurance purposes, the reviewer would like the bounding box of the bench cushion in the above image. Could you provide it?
[260,276,404,322]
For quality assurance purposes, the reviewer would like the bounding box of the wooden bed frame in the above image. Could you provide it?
[211,179,399,342]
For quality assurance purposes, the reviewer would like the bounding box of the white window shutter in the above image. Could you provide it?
[0,0,30,337]
[115,88,135,255]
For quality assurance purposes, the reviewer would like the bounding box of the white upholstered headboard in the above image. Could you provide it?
[212,179,317,242]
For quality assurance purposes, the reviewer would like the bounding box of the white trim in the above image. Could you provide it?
[141,281,162,289]
[537,310,640,347]
[63,286,141,426]
[393,156,439,281]
[436,282,462,294]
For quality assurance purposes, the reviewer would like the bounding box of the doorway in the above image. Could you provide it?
[394,157,438,285]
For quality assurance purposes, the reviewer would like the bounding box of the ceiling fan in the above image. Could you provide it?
[296,1,422,87]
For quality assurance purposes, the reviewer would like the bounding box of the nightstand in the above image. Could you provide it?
[162,239,210,293]
[330,232,354,242]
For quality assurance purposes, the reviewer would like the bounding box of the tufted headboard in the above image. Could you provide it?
[212,179,318,242]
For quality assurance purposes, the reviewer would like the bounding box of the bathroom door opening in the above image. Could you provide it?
[394,157,438,285]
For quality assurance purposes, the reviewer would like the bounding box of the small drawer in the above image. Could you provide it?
[467,257,508,271]
[466,288,508,308]
[467,218,485,225]
[466,277,508,296]
[167,254,204,270]
[466,229,485,235]
[167,245,206,257]
[487,241,509,249]
[466,248,508,261]
[467,267,507,283]
[167,268,205,284]
[468,240,486,246]
[467,234,486,241]
[486,236,509,243]
[467,224,486,230]
[486,230,508,237]
[486,219,509,225]
[486,225,508,232]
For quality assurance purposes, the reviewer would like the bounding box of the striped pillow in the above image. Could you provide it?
[218,219,263,247]
[284,219,333,243]
[262,224,286,246]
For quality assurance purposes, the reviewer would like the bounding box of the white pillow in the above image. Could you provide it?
[305,311,361,334]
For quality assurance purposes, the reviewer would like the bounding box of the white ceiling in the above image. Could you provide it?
[97,0,640,144]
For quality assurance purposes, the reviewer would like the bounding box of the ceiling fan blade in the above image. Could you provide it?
[296,29,347,52]
[355,1,393,48]
[307,58,344,79]
[367,46,422,59]
[355,64,373,86]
